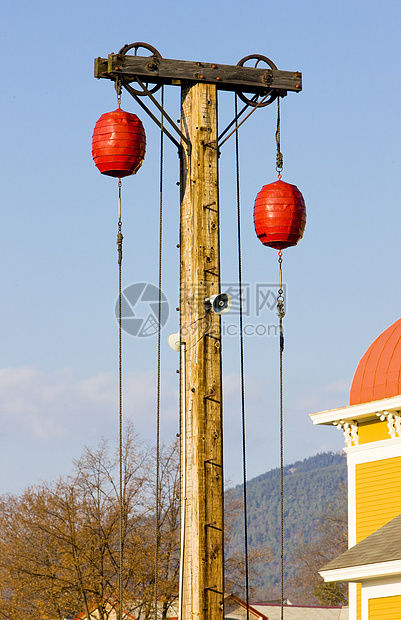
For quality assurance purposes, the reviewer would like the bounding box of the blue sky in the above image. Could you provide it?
[0,0,400,493]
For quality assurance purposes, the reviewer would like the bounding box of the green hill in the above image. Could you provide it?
[226,451,347,603]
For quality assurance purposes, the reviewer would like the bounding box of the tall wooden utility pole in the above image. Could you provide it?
[179,81,223,620]
[94,46,301,620]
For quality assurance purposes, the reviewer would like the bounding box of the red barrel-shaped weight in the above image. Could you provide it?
[92,108,146,178]
[254,179,306,250]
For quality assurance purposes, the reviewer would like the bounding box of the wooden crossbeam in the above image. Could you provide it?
[94,54,302,95]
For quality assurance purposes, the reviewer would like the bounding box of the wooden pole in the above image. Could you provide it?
[179,81,224,620]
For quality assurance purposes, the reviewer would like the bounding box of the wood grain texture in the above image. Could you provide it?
[94,54,302,94]
[179,81,224,620]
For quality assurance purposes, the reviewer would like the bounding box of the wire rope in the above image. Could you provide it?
[277,253,285,620]
[234,94,250,620]
[154,84,165,620]
[178,342,187,620]
[117,177,124,620]
[275,97,283,174]
[275,96,285,620]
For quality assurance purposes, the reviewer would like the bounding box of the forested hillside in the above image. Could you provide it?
[226,451,347,604]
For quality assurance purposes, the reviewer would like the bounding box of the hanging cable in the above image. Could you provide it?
[154,85,165,620]
[275,97,283,175]
[178,342,187,620]
[115,77,122,109]
[235,94,250,620]
[277,250,285,620]
[117,176,124,620]
[275,95,285,620]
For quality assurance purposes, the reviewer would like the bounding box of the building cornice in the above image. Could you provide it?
[344,436,401,456]
[320,559,401,583]
[309,395,401,426]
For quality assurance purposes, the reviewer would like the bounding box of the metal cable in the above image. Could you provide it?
[178,343,187,620]
[154,85,165,620]
[280,337,284,620]
[275,97,283,174]
[235,94,250,620]
[277,252,285,620]
[276,94,285,619]
[117,178,124,620]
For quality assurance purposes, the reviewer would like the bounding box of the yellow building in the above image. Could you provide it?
[310,318,401,619]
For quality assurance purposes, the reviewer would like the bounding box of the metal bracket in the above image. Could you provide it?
[205,521,222,532]
[121,78,191,152]
[204,333,220,342]
[204,458,222,468]
[218,90,277,148]
[205,586,224,594]
[203,202,217,212]
[217,99,253,142]
[204,389,217,401]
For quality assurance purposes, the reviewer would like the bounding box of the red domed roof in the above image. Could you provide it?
[350,318,401,405]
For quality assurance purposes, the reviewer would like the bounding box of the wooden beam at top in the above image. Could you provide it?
[94,54,302,95]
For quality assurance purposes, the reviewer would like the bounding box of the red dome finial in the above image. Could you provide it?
[350,318,401,405]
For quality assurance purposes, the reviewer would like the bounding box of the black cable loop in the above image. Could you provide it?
[154,84,164,620]
[235,94,250,620]
[275,98,283,174]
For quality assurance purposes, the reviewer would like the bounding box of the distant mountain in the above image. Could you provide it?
[226,451,347,602]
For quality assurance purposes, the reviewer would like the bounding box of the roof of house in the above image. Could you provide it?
[309,393,401,427]
[321,511,401,574]
[74,604,137,620]
[251,603,347,620]
[224,593,269,619]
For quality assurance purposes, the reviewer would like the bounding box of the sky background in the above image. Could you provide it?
[0,0,400,494]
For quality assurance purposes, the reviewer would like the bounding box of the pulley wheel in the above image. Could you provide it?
[118,42,163,96]
[236,54,278,107]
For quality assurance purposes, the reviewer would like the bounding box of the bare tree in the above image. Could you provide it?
[0,427,170,620]
[289,483,348,606]
[0,431,271,619]
[224,491,272,600]
[125,441,181,620]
